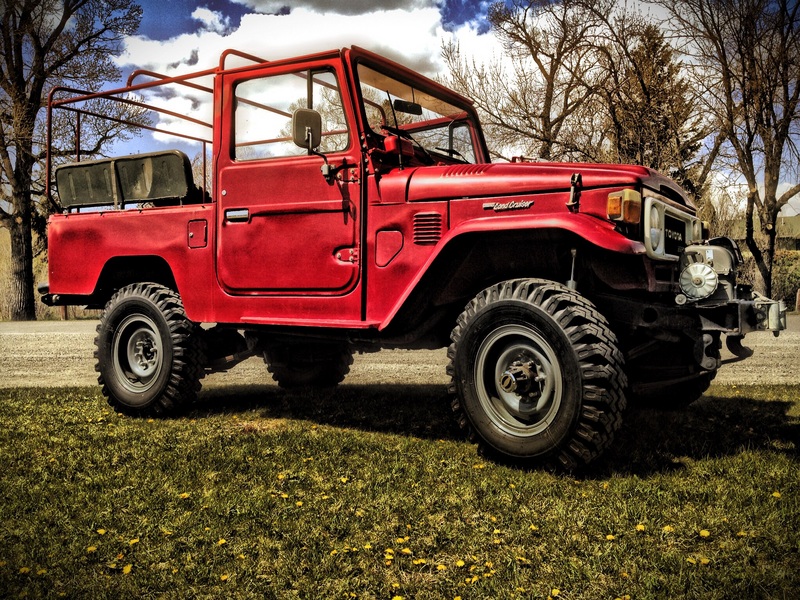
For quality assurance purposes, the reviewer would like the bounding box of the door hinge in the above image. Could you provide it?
[335,248,359,263]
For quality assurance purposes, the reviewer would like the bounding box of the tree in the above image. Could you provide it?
[443,0,613,161]
[0,0,142,320]
[659,0,800,297]
[441,0,715,198]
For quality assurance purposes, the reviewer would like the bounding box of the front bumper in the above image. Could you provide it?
[677,238,787,336]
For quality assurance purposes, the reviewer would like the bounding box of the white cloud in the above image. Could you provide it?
[115,5,503,78]
[112,4,505,151]
[191,8,231,35]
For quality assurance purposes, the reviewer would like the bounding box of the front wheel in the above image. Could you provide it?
[447,279,627,470]
[94,283,204,416]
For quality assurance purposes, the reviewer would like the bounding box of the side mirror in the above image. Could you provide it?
[292,108,322,151]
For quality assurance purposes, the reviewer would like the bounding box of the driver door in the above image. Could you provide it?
[216,63,360,295]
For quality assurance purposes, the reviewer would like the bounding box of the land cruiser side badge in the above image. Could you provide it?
[483,200,534,212]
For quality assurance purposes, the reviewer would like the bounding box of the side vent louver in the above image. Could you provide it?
[413,212,443,245]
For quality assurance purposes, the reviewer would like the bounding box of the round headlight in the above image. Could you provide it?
[649,205,662,250]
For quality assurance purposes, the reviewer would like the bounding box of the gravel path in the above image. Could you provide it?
[0,316,798,388]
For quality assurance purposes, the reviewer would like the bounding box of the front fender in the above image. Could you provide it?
[379,213,645,330]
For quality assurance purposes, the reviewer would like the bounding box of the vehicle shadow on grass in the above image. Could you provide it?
[594,388,800,478]
[195,383,460,442]
[193,384,799,478]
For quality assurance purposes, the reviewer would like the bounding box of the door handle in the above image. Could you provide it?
[225,208,249,223]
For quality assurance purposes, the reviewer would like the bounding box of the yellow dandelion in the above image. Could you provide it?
[36,568,46,575]
[296,501,303,507]
[401,548,412,555]
[686,557,697,565]
[663,525,675,533]
[551,589,561,597]
[699,557,710,565]
[217,538,227,546]
[736,530,747,537]
[529,524,539,531]
[385,548,394,555]
[237,554,245,560]
[437,564,447,571]
[699,529,711,538]
[340,477,349,483]
[122,564,132,575]
[179,493,190,499]
[392,583,401,589]
[772,491,782,499]
[363,543,372,550]
[330,549,338,556]
[635,524,646,532]
[96,529,107,535]
[280,493,289,499]
[129,538,139,546]
[606,534,616,541]
[391,596,403,600]
[412,558,427,565]
[456,559,465,567]
[220,574,229,581]
[493,528,501,534]
[87,546,97,553]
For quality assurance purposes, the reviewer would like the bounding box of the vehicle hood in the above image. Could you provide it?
[376,161,691,208]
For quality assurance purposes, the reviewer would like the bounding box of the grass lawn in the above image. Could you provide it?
[0,383,798,599]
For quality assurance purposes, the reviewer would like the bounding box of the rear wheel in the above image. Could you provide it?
[94,283,204,416]
[447,279,627,470]
[262,341,353,389]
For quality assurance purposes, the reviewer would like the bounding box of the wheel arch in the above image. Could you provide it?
[90,256,178,308]
[380,226,624,344]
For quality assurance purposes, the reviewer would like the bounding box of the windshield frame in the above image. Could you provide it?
[348,47,489,165]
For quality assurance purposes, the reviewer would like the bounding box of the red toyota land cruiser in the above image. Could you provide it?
[41,46,786,469]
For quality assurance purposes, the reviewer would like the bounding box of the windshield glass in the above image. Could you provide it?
[357,63,477,164]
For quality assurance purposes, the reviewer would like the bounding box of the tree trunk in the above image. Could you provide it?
[8,215,36,321]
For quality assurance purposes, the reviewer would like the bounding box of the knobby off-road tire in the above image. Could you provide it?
[262,342,354,389]
[627,337,719,410]
[629,371,716,410]
[94,283,205,416]
[447,279,627,470]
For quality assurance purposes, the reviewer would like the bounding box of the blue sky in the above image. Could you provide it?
[135,0,493,41]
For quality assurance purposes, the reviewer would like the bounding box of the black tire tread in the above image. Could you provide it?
[447,278,627,470]
[94,283,205,416]
[263,342,354,389]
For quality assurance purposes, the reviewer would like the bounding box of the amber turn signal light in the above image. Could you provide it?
[607,189,642,224]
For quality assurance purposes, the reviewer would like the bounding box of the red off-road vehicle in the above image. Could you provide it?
[42,47,786,469]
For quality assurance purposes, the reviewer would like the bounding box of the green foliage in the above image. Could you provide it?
[739,250,800,306]
[772,251,800,308]
[0,384,797,598]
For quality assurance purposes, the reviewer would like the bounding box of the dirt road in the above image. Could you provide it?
[1,315,798,389]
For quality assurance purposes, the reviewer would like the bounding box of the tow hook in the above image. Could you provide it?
[723,334,754,364]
